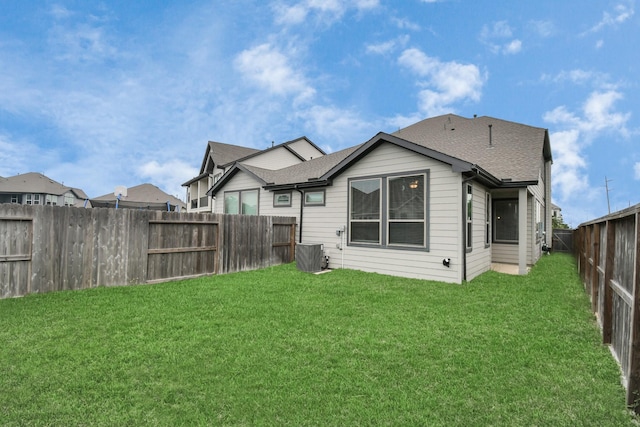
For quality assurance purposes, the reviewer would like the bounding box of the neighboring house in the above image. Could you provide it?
[0,172,90,207]
[182,137,325,213]
[91,183,186,211]
[551,203,563,221]
[207,114,553,284]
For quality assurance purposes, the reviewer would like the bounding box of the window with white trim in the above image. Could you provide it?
[349,172,428,249]
[26,194,40,205]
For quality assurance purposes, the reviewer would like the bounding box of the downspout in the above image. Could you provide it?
[461,170,479,282]
[294,186,304,243]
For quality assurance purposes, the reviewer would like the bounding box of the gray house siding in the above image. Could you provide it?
[300,142,465,284]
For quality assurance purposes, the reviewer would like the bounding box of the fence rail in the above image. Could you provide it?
[0,204,296,298]
[575,203,640,409]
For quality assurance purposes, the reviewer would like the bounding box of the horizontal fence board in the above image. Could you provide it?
[0,205,296,298]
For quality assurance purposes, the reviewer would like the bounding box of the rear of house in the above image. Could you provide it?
[206,114,552,284]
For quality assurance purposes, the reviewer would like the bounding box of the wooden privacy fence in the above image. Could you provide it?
[575,203,640,409]
[0,204,296,299]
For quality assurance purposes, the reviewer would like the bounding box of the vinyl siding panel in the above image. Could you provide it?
[242,147,303,169]
[287,139,325,160]
[213,173,262,214]
[300,142,463,284]
[492,243,518,264]
[465,184,492,281]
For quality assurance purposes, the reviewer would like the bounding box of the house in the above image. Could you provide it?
[0,172,90,207]
[206,114,553,284]
[181,137,325,213]
[551,203,563,221]
[91,183,186,211]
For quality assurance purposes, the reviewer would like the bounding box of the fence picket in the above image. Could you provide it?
[0,205,296,298]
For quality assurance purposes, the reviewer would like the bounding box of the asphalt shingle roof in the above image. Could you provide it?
[92,183,185,208]
[392,114,550,182]
[0,172,88,198]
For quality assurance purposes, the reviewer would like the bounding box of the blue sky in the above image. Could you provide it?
[0,0,637,226]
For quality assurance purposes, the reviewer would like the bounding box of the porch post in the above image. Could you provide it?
[518,188,528,275]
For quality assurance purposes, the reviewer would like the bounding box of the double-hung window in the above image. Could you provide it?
[349,171,428,249]
[349,178,381,244]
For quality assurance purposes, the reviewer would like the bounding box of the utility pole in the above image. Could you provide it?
[605,176,612,214]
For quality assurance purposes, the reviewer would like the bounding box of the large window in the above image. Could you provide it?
[349,172,427,249]
[224,189,259,215]
[350,178,381,244]
[493,199,518,242]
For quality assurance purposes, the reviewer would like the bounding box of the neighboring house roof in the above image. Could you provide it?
[208,114,551,196]
[183,137,326,187]
[0,172,89,200]
[208,145,361,196]
[91,183,186,210]
[392,114,552,182]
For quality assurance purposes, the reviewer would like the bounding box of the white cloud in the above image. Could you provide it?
[138,159,198,200]
[595,39,604,49]
[234,43,316,103]
[296,105,373,149]
[544,90,631,203]
[528,20,555,38]
[503,39,522,54]
[585,2,635,34]
[273,0,378,26]
[365,35,409,55]
[392,17,421,31]
[479,21,522,55]
[398,48,484,116]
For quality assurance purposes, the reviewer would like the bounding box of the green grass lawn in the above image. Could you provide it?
[0,253,635,426]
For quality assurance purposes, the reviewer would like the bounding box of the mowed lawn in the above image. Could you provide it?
[0,254,635,426]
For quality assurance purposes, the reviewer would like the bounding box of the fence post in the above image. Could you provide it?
[626,213,640,409]
[603,220,615,344]
[289,223,296,263]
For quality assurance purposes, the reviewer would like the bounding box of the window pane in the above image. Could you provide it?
[305,191,324,205]
[241,190,258,215]
[389,175,424,220]
[494,200,518,241]
[224,192,239,214]
[274,193,290,206]
[389,223,424,246]
[351,222,380,243]
[350,179,380,220]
